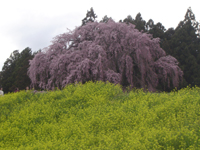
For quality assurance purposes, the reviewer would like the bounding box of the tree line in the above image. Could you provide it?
[0,7,199,93]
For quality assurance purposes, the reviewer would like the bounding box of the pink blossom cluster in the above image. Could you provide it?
[28,20,183,92]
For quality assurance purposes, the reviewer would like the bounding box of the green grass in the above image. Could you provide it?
[0,81,200,149]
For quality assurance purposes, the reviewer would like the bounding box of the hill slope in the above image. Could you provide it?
[0,81,200,149]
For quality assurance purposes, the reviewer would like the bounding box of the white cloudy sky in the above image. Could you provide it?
[0,0,199,71]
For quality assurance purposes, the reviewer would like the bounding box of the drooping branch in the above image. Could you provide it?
[28,20,183,92]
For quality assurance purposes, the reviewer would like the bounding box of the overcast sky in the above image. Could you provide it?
[0,0,199,71]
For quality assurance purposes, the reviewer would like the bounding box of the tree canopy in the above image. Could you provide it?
[82,7,97,26]
[28,20,183,92]
[2,7,199,93]
[0,47,34,93]
[162,8,200,88]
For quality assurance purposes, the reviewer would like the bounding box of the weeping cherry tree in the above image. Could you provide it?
[28,20,183,92]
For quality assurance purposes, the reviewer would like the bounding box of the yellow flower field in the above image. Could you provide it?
[0,81,200,149]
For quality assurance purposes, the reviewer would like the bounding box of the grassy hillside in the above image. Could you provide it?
[0,81,200,149]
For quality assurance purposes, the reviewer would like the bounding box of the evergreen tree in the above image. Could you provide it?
[134,13,146,31]
[145,19,154,31]
[100,15,113,23]
[1,50,20,93]
[122,13,146,31]
[14,47,34,90]
[0,71,2,88]
[177,7,199,36]
[123,15,135,24]
[1,48,34,93]
[164,7,200,88]
[147,22,166,40]
[82,7,97,26]
[161,28,175,56]
[164,28,175,41]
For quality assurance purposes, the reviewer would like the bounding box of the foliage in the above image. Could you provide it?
[177,7,199,36]
[145,19,154,31]
[122,13,146,32]
[0,48,34,93]
[100,15,113,23]
[163,7,200,89]
[28,20,183,92]
[0,81,200,149]
[82,7,97,26]
[0,72,2,88]
[147,22,166,40]
[122,7,200,91]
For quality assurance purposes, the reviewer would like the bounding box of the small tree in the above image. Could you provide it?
[28,20,183,92]
[82,7,97,26]
[177,7,199,36]
[100,15,113,23]
[1,48,34,93]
